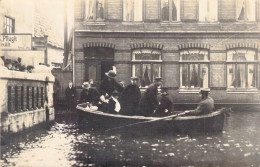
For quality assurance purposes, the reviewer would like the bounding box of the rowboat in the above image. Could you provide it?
[76,103,230,135]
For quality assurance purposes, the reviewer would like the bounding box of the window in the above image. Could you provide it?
[123,0,143,21]
[199,0,218,22]
[85,0,105,21]
[180,49,209,89]
[227,49,257,89]
[4,16,15,34]
[132,49,162,87]
[161,0,180,21]
[236,0,256,21]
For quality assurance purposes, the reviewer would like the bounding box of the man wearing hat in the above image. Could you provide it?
[80,82,100,105]
[184,88,215,115]
[65,81,77,111]
[139,77,163,116]
[154,87,173,117]
[120,76,141,115]
[99,70,123,97]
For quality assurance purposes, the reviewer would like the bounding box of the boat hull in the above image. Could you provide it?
[76,104,225,135]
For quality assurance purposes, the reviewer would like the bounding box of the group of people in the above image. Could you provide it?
[65,70,215,117]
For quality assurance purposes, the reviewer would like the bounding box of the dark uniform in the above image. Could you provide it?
[139,84,159,116]
[80,88,100,105]
[155,92,173,117]
[120,84,141,115]
[188,96,214,115]
[65,86,77,111]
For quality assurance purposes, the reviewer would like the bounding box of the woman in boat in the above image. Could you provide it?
[65,81,77,111]
[99,70,124,97]
[80,82,100,105]
[183,88,215,116]
[139,77,162,116]
[154,87,173,117]
[120,77,141,116]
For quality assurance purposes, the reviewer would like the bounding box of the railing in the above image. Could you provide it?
[7,85,46,113]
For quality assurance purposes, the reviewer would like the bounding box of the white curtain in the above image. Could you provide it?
[199,0,218,22]
[134,0,143,21]
[246,0,256,21]
[123,0,134,21]
[85,0,95,20]
[237,0,245,20]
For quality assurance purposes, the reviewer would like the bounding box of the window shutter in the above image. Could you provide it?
[218,0,236,21]
[145,0,160,21]
[107,0,123,20]
[181,0,198,22]
[74,0,84,20]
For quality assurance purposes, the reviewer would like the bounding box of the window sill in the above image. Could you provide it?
[234,21,257,25]
[178,88,202,94]
[227,88,258,94]
[122,21,144,25]
[83,21,106,26]
[160,22,181,27]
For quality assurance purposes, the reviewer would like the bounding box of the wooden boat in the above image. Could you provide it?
[76,103,230,135]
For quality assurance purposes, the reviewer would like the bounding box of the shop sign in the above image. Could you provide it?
[0,34,31,50]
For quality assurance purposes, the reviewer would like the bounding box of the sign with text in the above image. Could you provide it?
[0,34,32,50]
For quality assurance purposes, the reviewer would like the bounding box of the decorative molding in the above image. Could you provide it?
[178,43,210,50]
[226,43,259,50]
[82,42,115,49]
[115,49,131,53]
[210,87,227,90]
[130,43,164,50]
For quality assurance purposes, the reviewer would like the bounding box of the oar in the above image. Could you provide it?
[105,111,190,133]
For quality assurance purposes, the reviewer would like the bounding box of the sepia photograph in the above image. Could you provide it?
[1,0,260,166]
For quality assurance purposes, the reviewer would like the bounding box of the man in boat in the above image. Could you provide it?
[184,88,215,116]
[139,77,162,116]
[80,82,100,105]
[154,87,173,117]
[107,90,121,114]
[99,70,124,97]
[120,76,141,115]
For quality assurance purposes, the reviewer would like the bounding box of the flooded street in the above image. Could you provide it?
[1,107,260,167]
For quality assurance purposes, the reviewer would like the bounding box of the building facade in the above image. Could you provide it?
[73,0,260,105]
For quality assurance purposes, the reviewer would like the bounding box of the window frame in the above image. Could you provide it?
[226,48,258,92]
[123,0,144,22]
[131,48,163,88]
[160,0,180,22]
[84,0,106,22]
[236,0,257,22]
[4,16,15,34]
[198,0,218,23]
[179,48,210,93]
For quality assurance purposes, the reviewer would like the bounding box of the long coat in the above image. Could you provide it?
[139,84,159,116]
[120,84,141,115]
[99,78,123,96]
[188,96,215,116]
[65,87,77,111]
[80,88,100,105]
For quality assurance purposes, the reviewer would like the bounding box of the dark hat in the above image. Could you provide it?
[154,77,162,82]
[105,70,116,78]
[112,90,119,96]
[200,88,210,93]
[131,76,138,80]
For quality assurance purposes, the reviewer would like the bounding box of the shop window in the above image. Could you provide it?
[123,0,143,21]
[132,49,162,87]
[180,49,209,89]
[199,0,218,22]
[227,49,257,89]
[236,0,256,21]
[4,16,15,34]
[85,0,105,21]
[161,0,180,21]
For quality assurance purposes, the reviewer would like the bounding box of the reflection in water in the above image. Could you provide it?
[1,108,260,166]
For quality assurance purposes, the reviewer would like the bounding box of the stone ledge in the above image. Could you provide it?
[0,69,55,82]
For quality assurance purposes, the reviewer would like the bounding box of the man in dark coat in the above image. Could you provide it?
[80,82,100,105]
[154,87,173,117]
[139,77,162,116]
[65,81,77,111]
[99,70,123,96]
[184,88,215,116]
[120,77,141,115]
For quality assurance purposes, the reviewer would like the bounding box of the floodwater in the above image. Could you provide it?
[1,107,260,167]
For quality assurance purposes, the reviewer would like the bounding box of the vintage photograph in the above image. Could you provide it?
[1,0,260,166]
